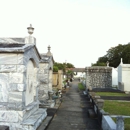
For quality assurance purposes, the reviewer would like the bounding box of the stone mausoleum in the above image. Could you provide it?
[85,66,112,90]
[0,43,47,129]
[38,45,54,106]
[0,25,47,130]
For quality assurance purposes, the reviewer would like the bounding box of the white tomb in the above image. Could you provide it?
[118,58,130,91]
[0,26,47,129]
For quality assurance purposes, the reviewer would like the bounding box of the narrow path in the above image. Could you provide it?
[46,80,101,130]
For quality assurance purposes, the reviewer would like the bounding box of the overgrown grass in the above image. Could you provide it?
[103,100,130,130]
[78,83,85,90]
[96,92,128,96]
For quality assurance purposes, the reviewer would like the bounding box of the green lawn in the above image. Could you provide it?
[96,92,128,96]
[78,83,85,90]
[103,100,130,130]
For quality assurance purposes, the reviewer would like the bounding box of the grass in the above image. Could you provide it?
[95,92,128,96]
[78,83,85,90]
[103,100,130,130]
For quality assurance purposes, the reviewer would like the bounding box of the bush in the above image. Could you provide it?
[53,66,58,72]
[78,83,85,90]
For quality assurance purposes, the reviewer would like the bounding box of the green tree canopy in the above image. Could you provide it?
[92,43,130,68]
[53,62,75,72]
[53,66,58,72]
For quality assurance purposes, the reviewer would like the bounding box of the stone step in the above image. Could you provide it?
[39,101,55,108]
[83,91,87,95]
[0,126,9,130]
[37,116,52,130]
[88,109,97,118]
[21,108,47,130]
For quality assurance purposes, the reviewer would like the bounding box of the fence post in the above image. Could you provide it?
[116,116,124,130]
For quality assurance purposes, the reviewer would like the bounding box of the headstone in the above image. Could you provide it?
[0,43,47,130]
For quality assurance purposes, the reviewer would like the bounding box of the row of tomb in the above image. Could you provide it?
[0,25,129,130]
[0,25,60,130]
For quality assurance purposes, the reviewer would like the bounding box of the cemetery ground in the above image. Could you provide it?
[43,79,101,130]
[103,100,130,130]
[95,91,130,130]
[38,80,130,130]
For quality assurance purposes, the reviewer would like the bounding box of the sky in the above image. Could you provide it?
[0,0,130,68]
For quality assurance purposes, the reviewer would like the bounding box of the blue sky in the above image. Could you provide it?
[0,0,130,67]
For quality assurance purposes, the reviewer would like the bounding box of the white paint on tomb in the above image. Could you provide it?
[118,58,130,91]
[25,60,35,106]
[0,41,47,129]
[0,74,9,102]
[112,68,118,86]
[0,54,18,64]
[0,111,18,122]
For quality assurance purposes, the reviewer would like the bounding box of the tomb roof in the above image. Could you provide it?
[85,66,112,69]
[0,37,36,44]
[119,64,130,67]
[0,43,41,60]
[40,45,55,63]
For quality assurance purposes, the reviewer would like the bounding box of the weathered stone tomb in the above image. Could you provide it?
[38,46,54,106]
[85,66,112,90]
[0,43,47,130]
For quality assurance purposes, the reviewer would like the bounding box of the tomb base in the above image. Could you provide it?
[0,108,47,130]
[21,108,47,130]
[39,100,55,108]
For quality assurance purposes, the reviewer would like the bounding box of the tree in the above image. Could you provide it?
[66,70,74,78]
[92,62,106,66]
[53,62,75,73]
[106,44,124,67]
[92,56,108,66]
[53,66,58,72]
[63,62,75,68]
[54,62,65,71]
[92,43,130,68]
[122,43,130,63]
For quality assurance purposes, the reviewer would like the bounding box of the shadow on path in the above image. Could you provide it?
[46,80,101,130]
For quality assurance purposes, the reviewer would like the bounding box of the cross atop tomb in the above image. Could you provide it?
[120,58,123,64]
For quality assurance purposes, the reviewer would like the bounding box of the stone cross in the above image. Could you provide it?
[120,58,123,64]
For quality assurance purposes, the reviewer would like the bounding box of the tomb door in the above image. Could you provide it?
[25,60,35,106]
